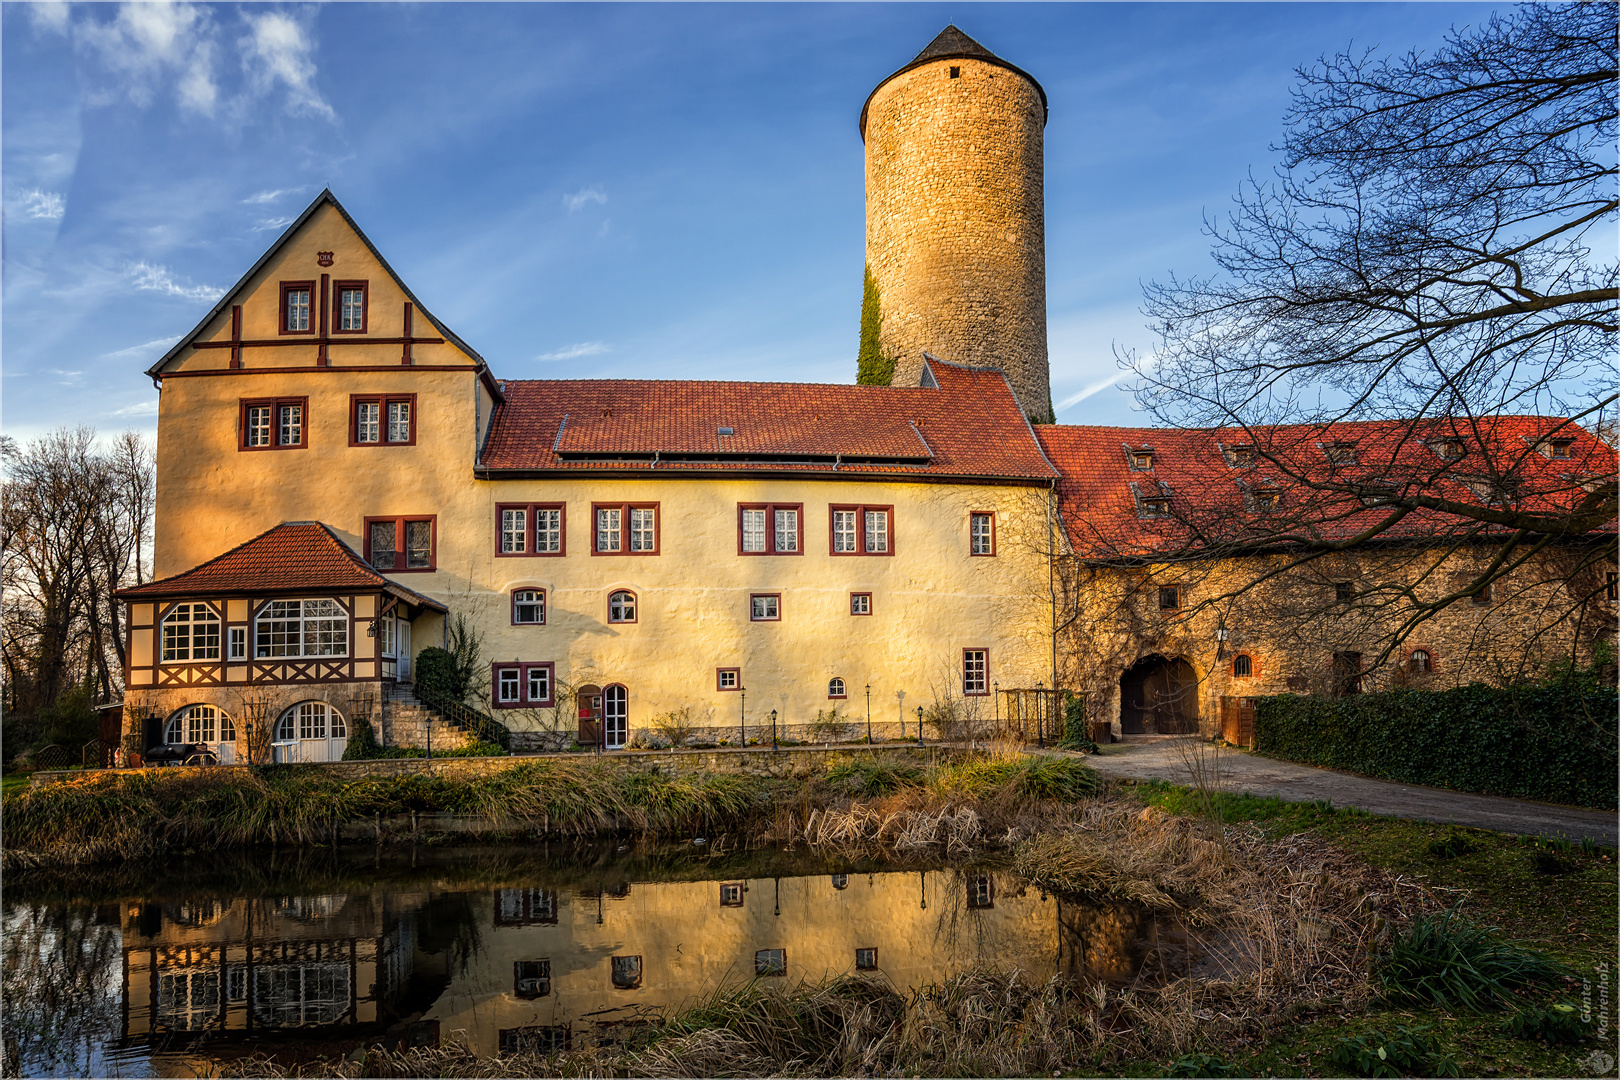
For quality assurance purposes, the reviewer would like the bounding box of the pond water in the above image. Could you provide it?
[2,842,1188,1078]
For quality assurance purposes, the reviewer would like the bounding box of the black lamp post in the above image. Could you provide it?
[916,706,924,746]
[739,687,746,747]
[770,709,778,750]
[865,684,872,744]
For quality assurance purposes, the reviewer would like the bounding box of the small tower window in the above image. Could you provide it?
[1409,649,1433,673]
[1232,654,1253,678]
[949,66,960,78]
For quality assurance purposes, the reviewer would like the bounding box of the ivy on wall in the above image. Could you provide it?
[1253,684,1618,809]
[857,265,897,386]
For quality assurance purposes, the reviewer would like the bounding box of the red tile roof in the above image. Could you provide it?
[117,522,447,609]
[478,358,1059,483]
[1036,417,1616,558]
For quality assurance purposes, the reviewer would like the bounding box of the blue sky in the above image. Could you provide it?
[2,2,1504,442]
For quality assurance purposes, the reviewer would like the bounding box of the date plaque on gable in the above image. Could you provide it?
[317,251,334,266]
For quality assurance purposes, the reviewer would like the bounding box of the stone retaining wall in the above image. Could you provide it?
[29,742,962,788]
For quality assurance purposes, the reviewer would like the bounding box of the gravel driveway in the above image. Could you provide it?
[1068,739,1616,846]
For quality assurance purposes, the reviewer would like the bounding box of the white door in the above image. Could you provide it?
[276,703,349,763]
[604,686,627,749]
[396,620,412,682]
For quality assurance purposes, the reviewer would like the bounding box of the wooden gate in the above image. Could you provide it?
[1219,696,1255,747]
[995,688,1067,744]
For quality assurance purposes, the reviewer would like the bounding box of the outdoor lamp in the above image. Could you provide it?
[770,709,778,750]
[916,705,924,746]
[864,684,872,744]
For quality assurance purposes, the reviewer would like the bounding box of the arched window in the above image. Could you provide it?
[276,702,347,741]
[162,603,221,662]
[256,599,347,658]
[1409,649,1433,673]
[608,590,637,624]
[512,589,546,625]
[165,705,235,744]
[828,677,846,699]
[1232,654,1253,678]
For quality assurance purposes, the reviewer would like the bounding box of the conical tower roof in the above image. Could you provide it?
[860,24,1048,137]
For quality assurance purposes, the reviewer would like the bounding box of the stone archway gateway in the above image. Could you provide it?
[1119,655,1199,735]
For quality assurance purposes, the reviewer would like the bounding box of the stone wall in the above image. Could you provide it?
[864,55,1049,419]
[31,743,962,789]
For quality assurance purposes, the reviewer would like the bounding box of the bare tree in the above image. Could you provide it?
[1109,3,1616,661]
[1,428,155,718]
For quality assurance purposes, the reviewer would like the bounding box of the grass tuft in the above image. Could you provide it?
[1376,907,1573,1012]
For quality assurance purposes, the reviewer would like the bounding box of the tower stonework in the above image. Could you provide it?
[861,26,1052,420]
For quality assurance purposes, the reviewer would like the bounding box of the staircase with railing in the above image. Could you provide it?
[395,683,512,752]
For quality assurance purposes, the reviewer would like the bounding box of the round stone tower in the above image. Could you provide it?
[860,26,1052,421]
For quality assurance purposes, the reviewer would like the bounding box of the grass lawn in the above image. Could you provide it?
[1127,779,1618,1078]
[1,774,30,798]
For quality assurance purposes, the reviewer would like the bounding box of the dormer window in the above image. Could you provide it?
[1430,438,1465,462]
[1140,498,1171,518]
[1357,482,1398,507]
[1251,487,1281,512]
[1548,439,1574,460]
[1125,446,1155,471]
[1224,445,1256,468]
[1324,443,1358,465]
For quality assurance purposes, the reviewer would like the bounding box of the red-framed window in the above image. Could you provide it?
[493,661,554,708]
[716,667,740,691]
[279,281,315,334]
[608,590,637,624]
[720,882,744,906]
[497,502,566,556]
[827,677,846,699]
[1232,654,1255,678]
[969,512,995,556]
[749,593,780,622]
[512,589,546,626]
[850,592,872,616]
[738,503,803,555]
[594,503,659,555]
[365,515,436,572]
[829,504,894,555]
[333,279,368,333]
[239,397,309,451]
[962,648,989,696]
[350,394,416,446]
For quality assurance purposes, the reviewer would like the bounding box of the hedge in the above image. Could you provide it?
[1253,684,1618,809]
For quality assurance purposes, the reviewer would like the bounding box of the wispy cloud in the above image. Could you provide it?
[74,2,221,115]
[129,261,220,303]
[43,368,86,387]
[17,190,66,220]
[101,337,177,360]
[239,11,334,120]
[28,2,71,34]
[564,186,607,213]
[242,188,299,205]
[110,399,160,417]
[251,216,294,232]
[536,341,609,362]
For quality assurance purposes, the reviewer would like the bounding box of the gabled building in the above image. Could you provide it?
[116,26,1614,762]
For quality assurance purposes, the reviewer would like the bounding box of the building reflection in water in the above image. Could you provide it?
[116,868,1172,1065]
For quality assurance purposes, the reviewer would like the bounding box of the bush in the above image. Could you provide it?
[341,715,382,760]
[1162,1052,1241,1077]
[1253,684,1617,808]
[810,707,852,742]
[934,755,1098,802]
[414,647,463,702]
[1428,829,1475,860]
[826,758,925,797]
[1328,1026,1459,1078]
[1377,908,1572,1011]
[1504,1001,1593,1045]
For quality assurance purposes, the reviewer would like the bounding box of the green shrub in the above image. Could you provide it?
[1377,908,1573,1011]
[341,715,382,760]
[855,265,897,386]
[414,646,462,702]
[826,758,924,797]
[1504,1001,1593,1045]
[1253,684,1617,808]
[933,755,1097,802]
[1162,1052,1240,1076]
[1328,1025,1459,1078]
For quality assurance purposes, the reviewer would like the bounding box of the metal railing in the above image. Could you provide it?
[413,684,513,752]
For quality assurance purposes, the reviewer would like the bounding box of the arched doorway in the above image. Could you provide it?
[272,701,349,762]
[1119,656,1198,734]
